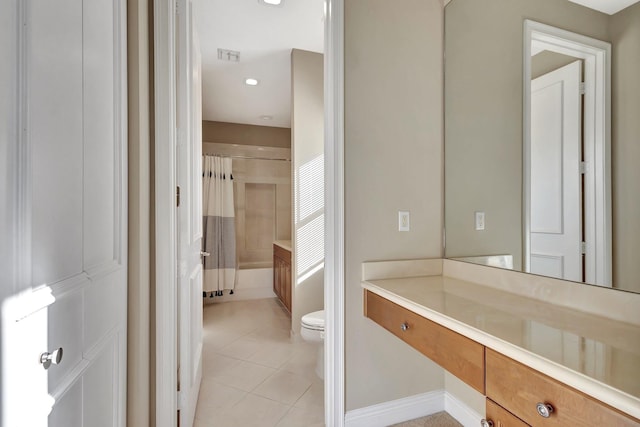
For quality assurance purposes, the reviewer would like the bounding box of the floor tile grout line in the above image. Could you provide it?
[198,297,325,426]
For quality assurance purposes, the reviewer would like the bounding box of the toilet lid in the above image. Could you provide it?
[301,310,325,330]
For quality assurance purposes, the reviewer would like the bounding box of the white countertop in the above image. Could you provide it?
[362,274,640,420]
[273,240,292,252]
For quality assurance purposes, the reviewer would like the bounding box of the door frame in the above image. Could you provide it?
[523,20,612,286]
[153,0,346,426]
[153,0,178,425]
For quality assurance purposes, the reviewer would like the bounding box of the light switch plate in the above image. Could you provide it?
[475,211,485,231]
[399,211,410,231]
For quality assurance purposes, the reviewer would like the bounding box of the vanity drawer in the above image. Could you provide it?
[486,398,529,427]
[364,290,485,393]
[486,349,640,426]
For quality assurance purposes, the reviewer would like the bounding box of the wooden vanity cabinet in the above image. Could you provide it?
[485,349,639,427]
[363,290,640,427]
[364,290,485,393]
[273,244,291,313]
[485,399,529,427]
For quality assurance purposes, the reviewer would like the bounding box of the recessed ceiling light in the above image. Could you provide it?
[245,78,259,86]
[259,0,283,6]
[260,115,273,121]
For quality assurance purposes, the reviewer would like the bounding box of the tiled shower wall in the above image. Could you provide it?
[203,142,292,269]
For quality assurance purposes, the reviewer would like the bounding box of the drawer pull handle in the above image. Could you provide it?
[40,347,63,369]
[400,322,409,331]
[480,420,494,427]
[536,402,554,418]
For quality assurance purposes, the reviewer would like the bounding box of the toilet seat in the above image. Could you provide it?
[301,310,325,331]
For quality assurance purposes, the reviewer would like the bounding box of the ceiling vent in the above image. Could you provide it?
[217,49,240,62]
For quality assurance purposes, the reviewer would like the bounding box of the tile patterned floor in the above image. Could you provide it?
[194,298,325,427]
[391,412,462,427]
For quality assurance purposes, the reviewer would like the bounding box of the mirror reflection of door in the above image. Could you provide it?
[530,60,583,282]
[524,21,612,286]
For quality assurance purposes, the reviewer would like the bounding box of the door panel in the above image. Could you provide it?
[83,0,116,269]
[529,60,583,282]
[30,0,84,286]
[177,0,203,424]
[2,0,127,425]
[48,380,83,426]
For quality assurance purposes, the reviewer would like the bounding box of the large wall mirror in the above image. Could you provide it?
[444,0,640,294]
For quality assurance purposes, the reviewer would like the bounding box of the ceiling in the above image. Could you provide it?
[568,0,640,14]
[194,0,325,129]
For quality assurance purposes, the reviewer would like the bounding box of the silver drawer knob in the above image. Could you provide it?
[480,419,494,427]
[400,322,409,331]
[536,402,554,418]
[40,347,63,369]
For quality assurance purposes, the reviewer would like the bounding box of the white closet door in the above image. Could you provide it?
[1,0,127,426]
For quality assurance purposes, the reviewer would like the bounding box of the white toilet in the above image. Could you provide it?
[300,310,325,379]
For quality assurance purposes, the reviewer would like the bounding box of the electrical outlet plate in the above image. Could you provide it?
[399,211,410,231]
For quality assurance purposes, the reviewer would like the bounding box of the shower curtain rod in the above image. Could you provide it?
[204,153,291,162]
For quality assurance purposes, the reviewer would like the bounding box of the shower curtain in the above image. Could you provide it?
[202,155,236,296]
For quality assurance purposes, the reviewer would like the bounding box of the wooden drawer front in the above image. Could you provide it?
[273,244,291,263]
[486,349,640,427]
[486,398,530,427]
[364,290,485,393]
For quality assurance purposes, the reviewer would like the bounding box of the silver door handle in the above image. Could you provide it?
[40,347,63,369]
[200,251,210,257]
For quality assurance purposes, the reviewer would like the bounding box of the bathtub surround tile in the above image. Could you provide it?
[197,298,325,426]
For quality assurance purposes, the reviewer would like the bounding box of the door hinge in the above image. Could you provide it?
[579,82,586,95]
[579,161,587,174]
[177,186,181,207]
[581,241,587,255]
[177,390,185,410]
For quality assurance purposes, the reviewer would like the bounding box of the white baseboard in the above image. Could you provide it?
[345,390,444,427]
[444,391,483,427]
[344,390,483,427]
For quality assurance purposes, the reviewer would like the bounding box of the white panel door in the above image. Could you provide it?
[1,0,127,426]
[177,0,203,424]
[529,61,583,282]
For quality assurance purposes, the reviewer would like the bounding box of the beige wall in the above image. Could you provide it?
[611,1,640,293]
[291,49,325,335]
[345,0,444,410]
[202,120,291,148]
[444,0,609,270]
